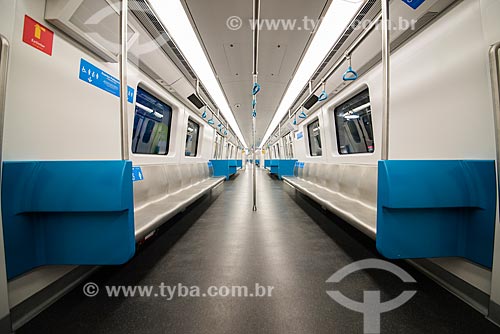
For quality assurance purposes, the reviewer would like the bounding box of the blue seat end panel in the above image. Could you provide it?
[265,160,297,179]
[376,160,496,268]
[277,160,298,180]
[2,160,136,279]
[210,160,238,180]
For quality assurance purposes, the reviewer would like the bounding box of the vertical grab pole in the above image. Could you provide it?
[278,122,281,159]
[380,0,390,160]
[252,75,257,212]
[252,0,260,212]
[0,35,12,334]
[488,43,500,325]
[120,0,130,160]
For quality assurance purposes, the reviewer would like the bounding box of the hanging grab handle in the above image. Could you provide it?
[252,110,257,118]
[318,91,328,101]
[343,55,358,81]
[252,98,257,108]
[343,67,358,81]
[208,118,215,125]
[299,109,307,119]
[318,83,328,101]
[252,83,261,95]
[202,107,207,119]
[293,117,297,125]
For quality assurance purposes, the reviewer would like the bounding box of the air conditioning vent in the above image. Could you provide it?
[45,0,139,62]
[187,94,205,109]
[129,0,218,110]
[303,95,319,110]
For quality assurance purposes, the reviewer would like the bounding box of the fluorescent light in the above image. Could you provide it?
[259,0,364,147]
[136,102,154,114]
[344,114,359,120]
[148,0,247,147]
[351,102,371,114]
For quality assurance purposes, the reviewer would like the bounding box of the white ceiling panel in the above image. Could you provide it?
[183,0,330,146]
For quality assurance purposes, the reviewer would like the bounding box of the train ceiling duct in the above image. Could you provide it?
[148,0,247,148]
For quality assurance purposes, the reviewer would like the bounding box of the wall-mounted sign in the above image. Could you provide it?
[23,15,54,56]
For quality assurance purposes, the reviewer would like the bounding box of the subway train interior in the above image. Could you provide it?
[1,0,500,333]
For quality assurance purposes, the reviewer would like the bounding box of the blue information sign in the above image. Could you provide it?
[401,0,425,10]
[132,166,144,182]
[79,58,134,103]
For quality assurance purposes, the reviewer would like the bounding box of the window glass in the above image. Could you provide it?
[132,86,173,155]
[185,118,200,157]
[334,88,374,154]
[307,119,322,156]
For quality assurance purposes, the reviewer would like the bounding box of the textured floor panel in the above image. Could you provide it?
[18,166,500,334]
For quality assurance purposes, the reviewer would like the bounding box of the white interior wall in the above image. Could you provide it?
[0,0,16,330]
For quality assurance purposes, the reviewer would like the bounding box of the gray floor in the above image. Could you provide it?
[18,166,500,333]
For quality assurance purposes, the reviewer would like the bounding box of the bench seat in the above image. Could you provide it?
[134,163,225,240]
[283,163,377,238]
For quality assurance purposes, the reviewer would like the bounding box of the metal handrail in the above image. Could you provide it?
[0,33,11,331]
[120,0,130,160]
[252,0,261,212]
[488,42,500,323]
[380,0,390,160]
[489,43,500,187]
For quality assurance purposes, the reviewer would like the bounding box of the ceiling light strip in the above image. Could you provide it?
[259,0,366,147]
[147,0,247,147]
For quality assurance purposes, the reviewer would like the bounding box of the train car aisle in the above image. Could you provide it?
[18,167,499,334]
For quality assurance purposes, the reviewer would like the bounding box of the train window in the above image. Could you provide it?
[185,118,200,157]
[132,86,173,155]
[334,88,374,154]
[307,119,322,156]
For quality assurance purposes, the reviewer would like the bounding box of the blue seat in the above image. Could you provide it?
[2,161,136,279]
[265,159,298,180]
[210,159,239,180]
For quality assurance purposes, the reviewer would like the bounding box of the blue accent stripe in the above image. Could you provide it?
[376,160,496,268]
[2,161,136,279]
